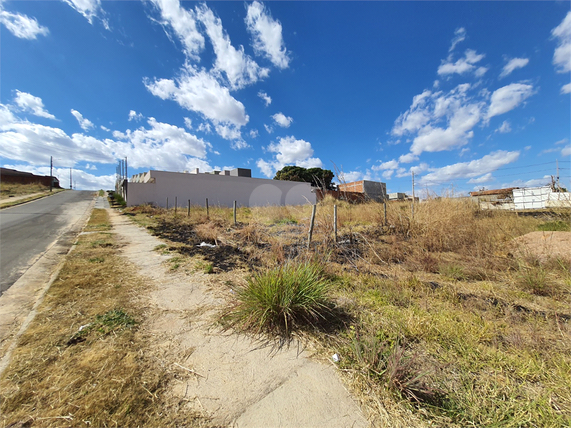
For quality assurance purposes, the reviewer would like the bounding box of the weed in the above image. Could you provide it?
[203,262,214,274]
[517,262,555,296]
[537,220,570,232]
[224,261,333,336]
[89,257,105,263]
[439,264,466,281]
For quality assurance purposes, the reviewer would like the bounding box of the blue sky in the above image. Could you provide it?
[0,0,569,195]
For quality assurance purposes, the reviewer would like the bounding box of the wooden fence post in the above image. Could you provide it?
[206,198,209,218]
[166,197,169,210]
[188,199,190,217]
[307,204,317,249]
[384,201,387,225]
[233,201,237,225]
[334,204,338,243]
[175,197,177,214]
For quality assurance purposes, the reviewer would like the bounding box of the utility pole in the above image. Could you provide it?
[556,159,560,189]
[50,156,53,192]
[70,167,72,190]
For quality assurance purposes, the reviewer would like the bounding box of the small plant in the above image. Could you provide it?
[439,264,466,281]
[204,263,214,274]
[88,257,105,263]
[537,220,570,232]
[517,262,553,296]
[224,261,332,336]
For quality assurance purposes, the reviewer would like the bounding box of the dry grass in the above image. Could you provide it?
[122,199,571,427]
[0,209,206,428]
[0,182,51,199]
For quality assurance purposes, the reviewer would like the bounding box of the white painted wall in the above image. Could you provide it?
[126,170,316,208]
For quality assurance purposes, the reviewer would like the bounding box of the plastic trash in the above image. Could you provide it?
[198,242,216,248]
[332,353,340,363]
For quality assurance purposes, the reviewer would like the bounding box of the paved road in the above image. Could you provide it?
[0,191,94,295]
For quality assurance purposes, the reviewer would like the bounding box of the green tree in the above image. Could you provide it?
[274,166,334,189]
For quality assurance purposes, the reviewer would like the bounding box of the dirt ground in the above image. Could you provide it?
[514,231,571,261]
[108,207,368,427]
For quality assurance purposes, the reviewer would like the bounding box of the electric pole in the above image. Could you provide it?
[70,167,72,190]
[50,156,53,192]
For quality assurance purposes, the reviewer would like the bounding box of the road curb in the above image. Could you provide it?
[0,196,96,377]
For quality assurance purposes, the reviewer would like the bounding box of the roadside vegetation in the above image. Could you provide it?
[0,182,50,199]
[0,209,205,427]
[0,182,64,208]
[124,198,570,427]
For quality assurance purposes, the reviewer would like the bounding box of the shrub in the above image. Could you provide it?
[224,262,332,336]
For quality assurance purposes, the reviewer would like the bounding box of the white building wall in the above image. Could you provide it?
[126,170,316,208]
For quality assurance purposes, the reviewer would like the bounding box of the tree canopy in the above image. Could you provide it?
[273,166,334,189]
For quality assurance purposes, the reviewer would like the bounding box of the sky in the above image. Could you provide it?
[0,0,570,195]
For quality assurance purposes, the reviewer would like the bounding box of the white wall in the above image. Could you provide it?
[126,170,316,208]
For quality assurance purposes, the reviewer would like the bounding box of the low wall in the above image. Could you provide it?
[126,171,316,208]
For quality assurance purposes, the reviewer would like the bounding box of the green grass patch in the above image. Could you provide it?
[224,261,333,336]
[537,220,571,232]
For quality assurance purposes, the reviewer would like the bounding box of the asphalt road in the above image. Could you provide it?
[0,191,94,295]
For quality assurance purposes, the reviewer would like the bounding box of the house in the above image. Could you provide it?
[469,188,518,210]
[470,186,571,210]
[337,180,387,201]
[125,168,316,208]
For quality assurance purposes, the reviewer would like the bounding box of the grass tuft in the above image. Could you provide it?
[224,261,333,336]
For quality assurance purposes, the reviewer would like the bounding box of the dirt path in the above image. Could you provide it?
[514,231,571,261]
[108,204,367,427]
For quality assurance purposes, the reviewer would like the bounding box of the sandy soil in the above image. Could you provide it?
[109,206,367,427]
[514,231,571,261]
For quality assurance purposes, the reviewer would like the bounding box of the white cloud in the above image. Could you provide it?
[410,163,430,175]
[148,0,204,61]
[468,172,493,184]
[245,1,290,69]
[555,138,568,145]
[382,170,394,180]
[272,112,293,128]
[561,82,571,94]
[184,117,192,129]
[372,159,399,171]
[215,123,242,141]
[63,0,108,29]
[249,129,259,138]
[499,57,529,78]
[196,4,269,90]
[393,84,484,156]
[0,6,49,39]
[486,82,534,120]
[100,125,110,132]
[398,153,419,164]
[197,122,211,133]
[145,66,249,128]
[70,109,94,131]
[438,49,486,77]
[128,110,144,121]
[449,27,466,52]
[552,11,571,73]
[562,145,571,157]
[230,139,249,150]
[495,120,511,134]
[257,135,322,177]
[14,91,56,120]
[0,105,215,176]
[419,150,519,185]
[264,124,273,134]
[258,91,272,106]
[338,171,362,183]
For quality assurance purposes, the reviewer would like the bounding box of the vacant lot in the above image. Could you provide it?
[123,198,570,427]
